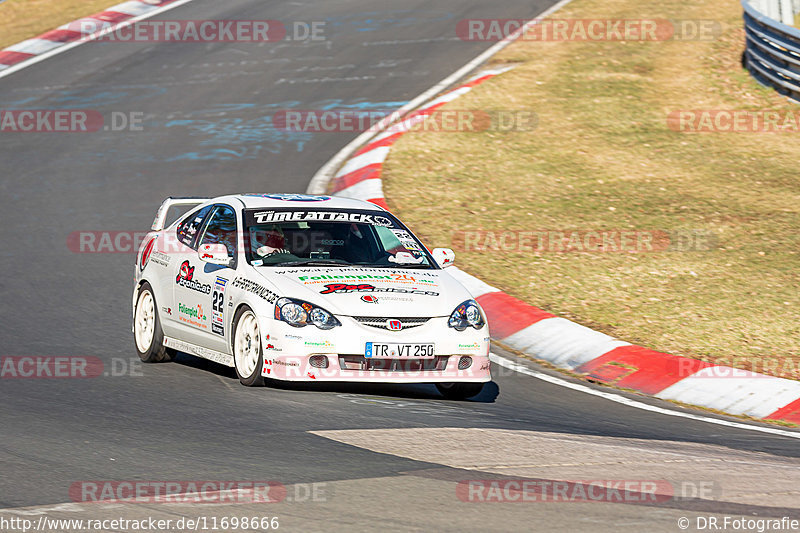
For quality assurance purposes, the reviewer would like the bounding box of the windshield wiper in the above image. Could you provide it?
[385,263,434,269]
[276,259,350,267]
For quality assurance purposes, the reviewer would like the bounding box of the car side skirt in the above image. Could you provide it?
[163,336,234,367]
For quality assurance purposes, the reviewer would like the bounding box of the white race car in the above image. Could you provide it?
[132,194,491,399]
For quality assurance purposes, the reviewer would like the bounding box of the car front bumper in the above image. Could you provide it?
[258,314,492,383]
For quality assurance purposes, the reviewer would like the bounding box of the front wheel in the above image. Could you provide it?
[232,307,265,387]
[436,382,484,400]
[133,282,175,363]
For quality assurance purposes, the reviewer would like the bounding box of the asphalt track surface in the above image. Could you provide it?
[0,0,798,531]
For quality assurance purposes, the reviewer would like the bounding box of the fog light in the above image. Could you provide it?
[458,356,472,370]
[309,355,329,369]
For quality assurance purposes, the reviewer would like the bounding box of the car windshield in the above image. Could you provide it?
[243,208,435,268]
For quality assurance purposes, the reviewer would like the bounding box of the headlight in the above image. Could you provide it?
[275,298,341,330]
[448,300,485,331]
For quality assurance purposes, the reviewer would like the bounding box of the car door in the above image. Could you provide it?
[174,204,238,353]
[159,205,212,339]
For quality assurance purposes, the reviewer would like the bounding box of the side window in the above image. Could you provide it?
[375,225,404,252]
[374,225,429,263]
[176,206,212,249]
[198,205,238,259]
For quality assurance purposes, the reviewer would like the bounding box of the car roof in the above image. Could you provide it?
[213,193,385,211]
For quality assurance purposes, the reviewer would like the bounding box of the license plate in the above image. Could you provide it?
[365,342,435,358]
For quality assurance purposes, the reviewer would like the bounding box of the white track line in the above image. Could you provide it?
[0,0,199,81]
[490,353,800,439]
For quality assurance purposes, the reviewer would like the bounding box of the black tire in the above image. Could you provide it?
[435,382,484,400]
[232,306,265,387]
[133,282,175,363]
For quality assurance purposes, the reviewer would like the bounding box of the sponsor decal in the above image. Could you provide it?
[388,251,424,265]
[320,283,439,296]
[298,273,435,284]
[178,302,208,330]
[150,251,171,267]
[175,260,212,294]
[178,303,206,320]
[232,277,278,303]
[278,267,439,278]
[162,337,233,366]
[273,360,299,367]
[178,260,194,280]
[391,229,422,251]
[458,343,481,349]
[245,208,397,228]
[211,277,228,336]
[162,307,172,316]
[284,334,302,340]
[379,296,414,302]
[304,340,334,348]
[361,295,379,304]
[258,194,330,201]
[321,283,375,294]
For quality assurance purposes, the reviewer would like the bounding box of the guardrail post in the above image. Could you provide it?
[780,0,795,24]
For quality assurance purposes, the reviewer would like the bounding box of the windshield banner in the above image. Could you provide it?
[245,208,397,228]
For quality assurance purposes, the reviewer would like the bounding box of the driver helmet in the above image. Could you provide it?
[253,226,287,257]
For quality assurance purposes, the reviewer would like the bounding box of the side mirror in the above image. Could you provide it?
[198,243,232,266]
[432,248,455,268]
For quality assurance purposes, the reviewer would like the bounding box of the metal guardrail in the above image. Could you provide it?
[742,0,800,100]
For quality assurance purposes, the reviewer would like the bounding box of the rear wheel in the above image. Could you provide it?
[435,382,484,400]
[233,307,265,387]
[133,283,175,363]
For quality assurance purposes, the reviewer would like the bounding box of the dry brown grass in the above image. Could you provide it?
[0,0,118,50]
[384,0,800,379]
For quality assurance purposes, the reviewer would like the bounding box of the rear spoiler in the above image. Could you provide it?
[151,197,210,231]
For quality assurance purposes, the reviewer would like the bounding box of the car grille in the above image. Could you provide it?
[338,355,449,372]
[352,316,432,330]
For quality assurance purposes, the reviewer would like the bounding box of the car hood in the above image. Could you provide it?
[254,266,471,317]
